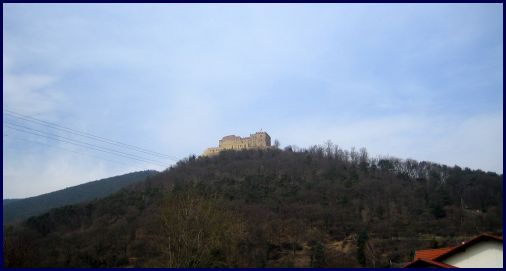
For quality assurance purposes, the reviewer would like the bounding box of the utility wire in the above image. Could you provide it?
[4,122,168,167]
[3,109,177,160]
[4,124,168,168]
[5,124,167,168]
[5,134,132,167]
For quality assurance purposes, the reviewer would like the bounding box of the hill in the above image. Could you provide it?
[3,144,502,267]
[2,199,21,207]
[3,170,158,224]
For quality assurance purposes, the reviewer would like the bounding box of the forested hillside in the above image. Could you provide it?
[3,144,502,267]
[3,170,158,224]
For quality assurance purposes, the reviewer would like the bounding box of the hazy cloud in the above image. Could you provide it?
[3,4,502,198]
[275,111,503,173]
[3,56,63,117]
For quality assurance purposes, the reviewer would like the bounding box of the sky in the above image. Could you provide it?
[3,4,503,198]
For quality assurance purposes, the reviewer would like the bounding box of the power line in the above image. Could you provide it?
[4,122,169,167]
[3,109,177,160]
[5,134,133,167]
[4,124,169,168]
[5,124,168,168]
[3,109,178,161]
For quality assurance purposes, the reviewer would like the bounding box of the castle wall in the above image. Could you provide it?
[202,131,271,156]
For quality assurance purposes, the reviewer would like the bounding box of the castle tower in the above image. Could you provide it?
[202,131,271,156]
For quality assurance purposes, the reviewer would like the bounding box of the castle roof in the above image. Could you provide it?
[222,135,240,140]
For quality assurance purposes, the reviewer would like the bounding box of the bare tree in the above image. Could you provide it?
[274,139,280,149]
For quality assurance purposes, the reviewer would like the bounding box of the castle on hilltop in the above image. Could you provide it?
[202,131,271,156]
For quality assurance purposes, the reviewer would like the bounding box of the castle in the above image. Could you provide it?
[202,131,271,156]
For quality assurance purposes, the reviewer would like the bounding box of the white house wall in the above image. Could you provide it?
[442,240,503,268]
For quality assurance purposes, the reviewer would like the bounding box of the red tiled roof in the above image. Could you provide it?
[432,233,503,262]
[415,247,454,260]
[404,258,457,268]
[404,233,503,268]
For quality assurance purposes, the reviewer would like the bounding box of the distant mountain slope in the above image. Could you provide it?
[2,199,21,207]
[3,170,158,224]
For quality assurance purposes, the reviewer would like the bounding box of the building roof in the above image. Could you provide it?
[403,259,457,268]
[404,233,503,268]
[221,135,240,140]
[432,233,502,262]
[404,258,457,268]
[414,247,454,260]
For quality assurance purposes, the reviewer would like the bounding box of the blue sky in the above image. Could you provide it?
[3,4,503,198]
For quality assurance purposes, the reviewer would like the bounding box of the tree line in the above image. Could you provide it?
[3,141,502,267]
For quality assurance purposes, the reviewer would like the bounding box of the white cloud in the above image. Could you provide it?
[3,56,63,117]
[2,142,152,198]
[423,112,503,173]
[2,4,502,199]
[153,90,222,157]
[275,111,503,173]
